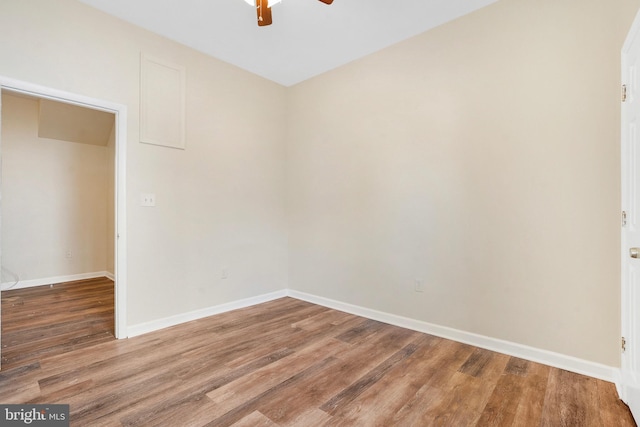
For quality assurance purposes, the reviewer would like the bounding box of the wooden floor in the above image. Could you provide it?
[1,277,115,369]
[0,282,635,426]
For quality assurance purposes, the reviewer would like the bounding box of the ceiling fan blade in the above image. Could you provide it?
[317,0,333,4]
[256,0,272,26]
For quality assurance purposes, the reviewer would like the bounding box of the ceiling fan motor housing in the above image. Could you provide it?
[253,0,333,27]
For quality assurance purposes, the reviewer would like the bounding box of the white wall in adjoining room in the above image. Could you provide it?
[1,93,111,283]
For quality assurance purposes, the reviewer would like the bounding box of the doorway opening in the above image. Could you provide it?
[0,77,127,370]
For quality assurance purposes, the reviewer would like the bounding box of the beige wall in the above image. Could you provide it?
[287,0,640,366]
[1,93,110,281]
[0,0,288,325]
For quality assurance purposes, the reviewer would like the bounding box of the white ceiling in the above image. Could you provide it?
[78,0,497,87]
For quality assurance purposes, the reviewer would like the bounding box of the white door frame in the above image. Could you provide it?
[621,8,640,416]
[0,76,128,339]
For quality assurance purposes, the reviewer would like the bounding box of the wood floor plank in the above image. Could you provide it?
[334,318,389,344]
[0,363,42,403]
[504,356,529,377]
[511,361,550,426]
[230,411,279,427]
[320,340,421,415]
[597,380,636,427]
[474,369,524,426]
[1,285,635,426]
[458,347,510,382]
[35,335,165,387]
[365,340,486,426]
[254,356,350,425]
[37,333,215,394]
[290,308,354,331]
[205,337,349,418]
[323,335,442,426]
[116,348,296,427]
[416,370,497,426]
[256,327,422,425]
[223,313,364,370]
[423,339,477,377]
[52,327,302,424]
[540,368,602,427]
[387,371,454,427]
[283,409,333,426]
[331,322,420,363]
[123,394,219,427]
[205,356,340,427]
[1,278,114,370]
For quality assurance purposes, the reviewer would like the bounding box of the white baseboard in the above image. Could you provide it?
[614,369,624,398]
[66,284,618,386]
[288,290,620,384]
[105,271,115,281]
[1,271,113,291]
[127,290,289,338]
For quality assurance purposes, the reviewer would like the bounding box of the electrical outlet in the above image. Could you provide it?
[414,279,424,293]
[221,268,229,279]
[65,250,72,259]
[141,193,156,207]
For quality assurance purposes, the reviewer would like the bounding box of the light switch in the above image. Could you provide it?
[141,193,156,207]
